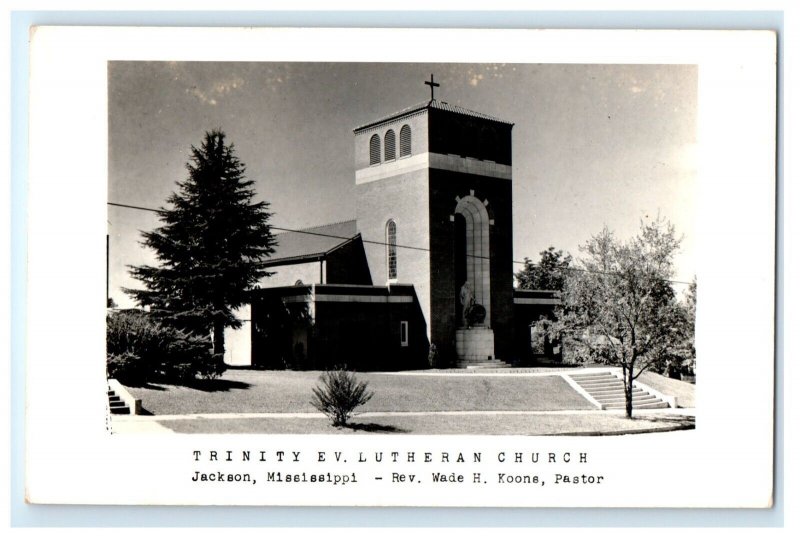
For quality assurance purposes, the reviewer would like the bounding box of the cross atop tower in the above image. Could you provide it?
[424,73,440,101]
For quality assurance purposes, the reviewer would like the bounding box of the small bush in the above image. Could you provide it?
[311,367,374,427]
[195,353,227,380]
[427,344,439,368]
[106,351,147,385]
[106,310,224,385]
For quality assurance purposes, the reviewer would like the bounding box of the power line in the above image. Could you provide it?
[108,202,159,213]
[107,201,693,286]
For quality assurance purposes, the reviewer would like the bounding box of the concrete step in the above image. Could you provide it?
[574,374,620,381]
[579,384,625,392]
[596,396,659,405]
[457,360,512,369]
[595,391,653,399]
[572,375,617,382]
[634,401,671,409]
[568,372,672,411]
[576,376,621,382]
[592,388,647,396]
[581,379,626,386]
[108,389,131,415]
[590,387,645,396]
[606,400,670,410]
[571,372,617,378]
[577,381,624,388]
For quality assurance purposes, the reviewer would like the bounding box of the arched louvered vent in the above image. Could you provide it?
[399,124,411,157]
[369,134,381,165]
[386,219,397,280]
[384,129,396,161]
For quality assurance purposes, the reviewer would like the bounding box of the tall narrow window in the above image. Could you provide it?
[386,219,397,280]
[369,134,381,165]
[384,129,396,161]
[400,321,409,347]
[399,124,411,157]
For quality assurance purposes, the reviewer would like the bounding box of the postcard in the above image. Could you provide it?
[25,27,775,508]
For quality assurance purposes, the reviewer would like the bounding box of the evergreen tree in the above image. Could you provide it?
[125,130,276,355]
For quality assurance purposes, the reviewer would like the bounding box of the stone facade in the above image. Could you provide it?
[455,327,495,362]
[353,100,515,365]
[231,98,560,370]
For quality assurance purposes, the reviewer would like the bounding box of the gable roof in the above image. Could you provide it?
[353,99,513,133]
[264,220,359,267]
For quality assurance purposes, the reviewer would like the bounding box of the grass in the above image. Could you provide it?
[157,412,695,435]
[637,371,696,408]
[125,370,595,416]
[119,367,696,435]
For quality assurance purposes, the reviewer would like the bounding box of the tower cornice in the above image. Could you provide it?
[353,99,513,134]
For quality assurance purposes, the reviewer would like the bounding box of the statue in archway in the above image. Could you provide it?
[459,281,474,326]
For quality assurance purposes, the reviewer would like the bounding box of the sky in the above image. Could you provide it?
[108,62,697,309]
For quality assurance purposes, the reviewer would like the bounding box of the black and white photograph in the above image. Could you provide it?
[24,27,776,509]
[106,61,698,436]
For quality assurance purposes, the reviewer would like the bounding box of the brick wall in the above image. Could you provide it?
[354,110,429,169]
[355,169,431,334]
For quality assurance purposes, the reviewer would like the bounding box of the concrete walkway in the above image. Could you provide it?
[111,406,695,435]
[380,367,592,377]
[110,418,176,434]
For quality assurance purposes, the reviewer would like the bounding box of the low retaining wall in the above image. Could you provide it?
[108,378,142,415]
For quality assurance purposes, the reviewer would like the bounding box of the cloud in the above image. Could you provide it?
[186,87,217,106]
[187,75,245,106]
[167,63,246,106]
[212,76,245,96]
[466,64,509,87]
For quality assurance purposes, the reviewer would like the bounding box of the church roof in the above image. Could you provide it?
[263,220,359,266]
[353,99,513,133]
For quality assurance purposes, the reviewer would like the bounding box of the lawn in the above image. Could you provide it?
[118,368,696,435]
[637,371,696,408]
[125,370,595,416]
[156,412,695,435]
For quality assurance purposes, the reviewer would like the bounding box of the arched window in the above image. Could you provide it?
[384,129,396,161]
[386,219,397,280]
[399,124,411,157]
[369,134,381,165]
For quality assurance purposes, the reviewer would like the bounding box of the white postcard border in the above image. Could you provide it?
[25,27,776,508]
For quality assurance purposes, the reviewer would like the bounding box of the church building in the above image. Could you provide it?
[224,78,560,370]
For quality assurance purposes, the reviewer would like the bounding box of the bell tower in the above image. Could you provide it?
[353,77,514,365]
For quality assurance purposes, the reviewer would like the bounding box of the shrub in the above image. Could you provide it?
[106,351,147,385]
[427,343,439,368]
[106,310,225,385]
[310,367,374,427]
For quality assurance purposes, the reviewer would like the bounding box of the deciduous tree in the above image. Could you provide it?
[515,247,572,291]
[539,217,690,418]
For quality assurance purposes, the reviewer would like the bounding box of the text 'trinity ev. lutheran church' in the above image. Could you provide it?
[224,78,560,370]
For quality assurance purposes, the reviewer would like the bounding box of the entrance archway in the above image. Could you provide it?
[454,195,491,327]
